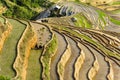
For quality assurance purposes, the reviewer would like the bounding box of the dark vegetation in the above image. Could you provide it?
[0,0,54,19]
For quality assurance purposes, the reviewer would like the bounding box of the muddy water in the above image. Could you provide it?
[63,36,80,80]
[87,46,109,80]
[109,59,120,80]
[78,43,94,80]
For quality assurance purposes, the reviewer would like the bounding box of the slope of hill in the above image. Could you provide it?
[0,1,120,80]
[0,0,120,19]
[0,0,54,19]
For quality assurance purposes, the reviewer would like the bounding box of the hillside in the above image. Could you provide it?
[0,0,54,19]
[0,0,120,19]
[0,1,120,80]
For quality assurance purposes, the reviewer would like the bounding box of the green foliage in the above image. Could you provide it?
[42,35,58,80]
[110,1,120,5]
[12,5,37,19]
[10,0,54,8]
[0,75,10,80]
[1,0,54,19]
[27,50,42,80]
[44,35,57,57]
[96,9,107,25]
[96,9,120,26]
[73,13,92,29]
[2,1,38,19]
[75,0,79,2]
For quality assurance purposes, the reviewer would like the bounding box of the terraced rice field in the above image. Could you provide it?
[27,11,120,79]
[0,17,26,78]
[26,49,42,80]
[35,12,120,79]
[0,18,37,79]
[0,2,120,80]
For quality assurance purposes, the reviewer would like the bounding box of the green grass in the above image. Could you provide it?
[110,9,120,14]
[0,16,5,25]
[0,75,10,80]
[0,0,54,19]
[11,20,35,79]
[44,35,57,57]
[75,0,80,3]
[110,1,120,5]
[109,17,120,25]
[96,9,120,26]
[1,0,38,19]
[41,35,57,80]
[0,18,26,78]
[26,49,42,80]
[73,13,92,29]
[96,9,107,29]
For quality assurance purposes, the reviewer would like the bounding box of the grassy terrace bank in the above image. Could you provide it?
[0,18,26,78]
[96,9,120,26]
[13,20,37,80]
[0,0,54,19]
[0,16,5,24]
[41,34,58,80]
[52,25,120,60]
[73,13,92,29]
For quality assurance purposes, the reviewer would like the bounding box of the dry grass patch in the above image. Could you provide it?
[13,21,37,80]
